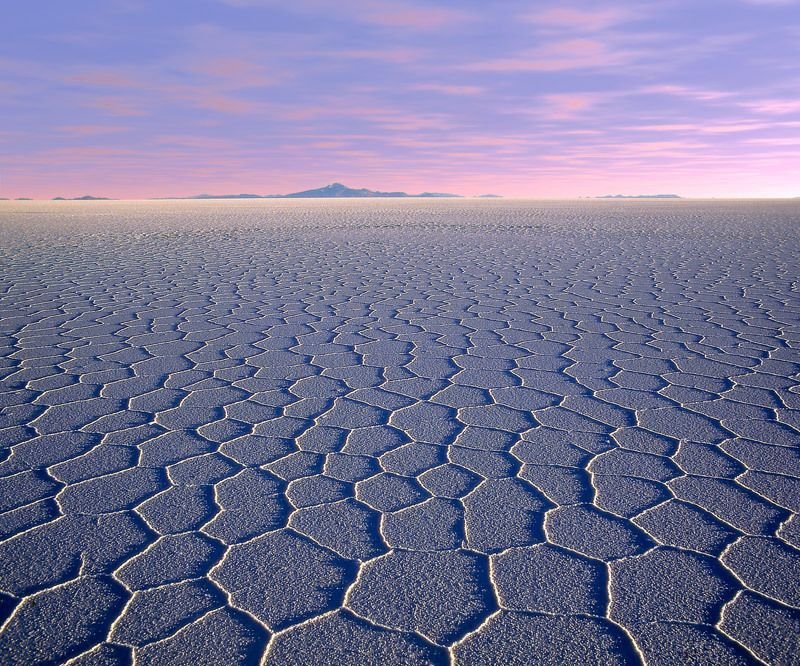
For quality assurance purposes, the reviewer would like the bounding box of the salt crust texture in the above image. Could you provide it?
[0,199,798,665]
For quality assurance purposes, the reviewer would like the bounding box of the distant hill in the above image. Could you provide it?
[477,194,502,198]
[53,195,113,201]
[596,194,681,199]
[177,183,463,199]
[188,193,264,200]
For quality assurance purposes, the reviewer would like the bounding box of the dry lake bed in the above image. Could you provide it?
[0,199,798,665]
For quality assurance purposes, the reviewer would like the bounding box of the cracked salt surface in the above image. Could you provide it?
[0,198,798,665]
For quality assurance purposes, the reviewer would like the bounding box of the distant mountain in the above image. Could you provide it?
[189,193,264,199]
[477,194,502,198]
[282,183,462,198]
[596,194,681,199]
[15,197,32,200]
[53,195,113,201]
[177,183,463,199]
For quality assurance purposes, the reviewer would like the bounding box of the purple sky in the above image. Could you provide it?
[2,0,799,198]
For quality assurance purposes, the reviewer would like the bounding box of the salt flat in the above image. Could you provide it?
[0,199,798,665]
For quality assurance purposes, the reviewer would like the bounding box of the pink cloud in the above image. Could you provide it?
[364,5,473,29]
[540,93,598,119]
[641,85,734,102]
[87,96,147,117]
[187,58,275,88]
[742,98,800,114]
[221,0,473,29]
[335,48,425,64]
[464,38,636,72]
[66,70,138,87]
[58,124,131,136]
[412,83,484,95]
[525,7,634,32]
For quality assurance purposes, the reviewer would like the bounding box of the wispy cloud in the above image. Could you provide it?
[463,38,638,72]
[412,83,484,96]
[524,6,637,32]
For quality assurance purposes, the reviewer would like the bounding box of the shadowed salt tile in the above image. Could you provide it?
[289,498,386,560]
[266,610,446,665]
[534,406,612,434]
[155,405,224,430]
[57,467,165,514]
[739,470,800,512]
[0,498,59,540]
[50,443,137,484]
[263,450,324,481]
[449,446,520,478]
[722,537,800,607]
[111,580,225,646]
[545,505,652,560]
[389,402,461,444]
[341,425,407,456]
[203,469,289,543]
[380,441,446,475]
[316,398,388,429]
[138,430,215,467]
[464,478,549,553]
[0,576,128,665]
[632,622,752,665]
[512,428,592,466]
[490,386,558,411]
[492,544,606,614]
[431,384,492,408]
[454,612,636,665]
[137,485,217,534]
[561,395,634,428]
[0,470,61,512]
[420,464,481,498]
[356,472,429,512]
[520,464,592,505]
[668,475,788,533]
[672,441,744,477]
[222,400,281,424]
[286,474,352,508]
[83,511,155,576]
[29,397,125,434]
[68,643,133,664]
[719,592,800,665]
[588,448,679,482]
[633,500,739,556]
[136,607,268,665]
[324,452,381,482]
[382,497,463,550]
[167,452,240,486]
[0,516,91,595]
[347,549,494,645]
[609,548,737,625]
[637,407,731,443]
[295,424,347,453]
[0,432,100,474]
[116,533,223,590]
[453,426,517,452]
[592,475,671,517]
[720,437,800,475]
[212,530,356,630]
[219,434,295,466]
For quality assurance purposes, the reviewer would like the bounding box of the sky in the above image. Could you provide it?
[1,0,799,199]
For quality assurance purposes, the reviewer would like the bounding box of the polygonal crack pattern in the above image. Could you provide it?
[0,199,798,664]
